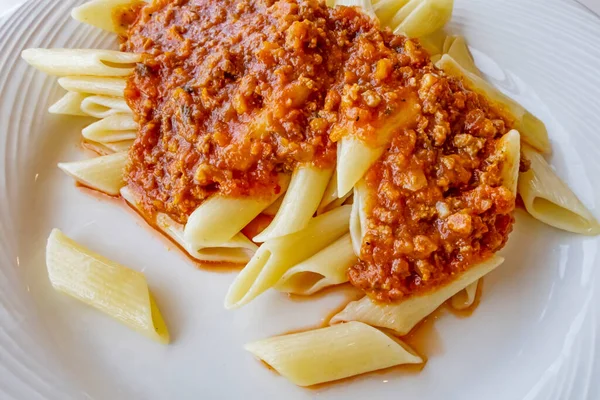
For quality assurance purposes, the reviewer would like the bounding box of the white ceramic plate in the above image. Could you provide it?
[1,0,599,399]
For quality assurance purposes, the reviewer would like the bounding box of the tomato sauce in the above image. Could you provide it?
[119,0,515,301]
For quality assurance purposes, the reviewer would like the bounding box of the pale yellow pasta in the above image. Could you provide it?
[58,76,127,98]
[81,95,131,118]
[330,255,504,335]
[275,233,356,295]
[184,174,290,249]
[58,152,127,196]
[48,92,88,116]
[254,165,333,242]
[450,280,478,310]
[436,54,551,154]
[497,129,521,195]
[262,196,284,217]
[82,114,137,143]
[71,0,147,34]
[445,35,480,76]
[120,187,258,264]
[373,0,410,26]
[349,180,368,256]
[336,136,385,198]
[418,29,447,55]
[245,321,422,387]
[225,205,351,309]
[518,145,600,235]
[390,0,454,38]
[317,170,353,214]
[84,139,134,155]
[46,229,169,344]
[21,48,140,77]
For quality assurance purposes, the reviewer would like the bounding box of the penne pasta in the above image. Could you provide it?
[58,152,127,196]
[518,145,600,235]
[245,321,422,387]
[81,95,131,118]
[316,170,353,214]
[59,76,127,97]
[225,205,351,309]
[184,174,290,249]
[253,165,333,242]
[71,0,147,35]
[349,180,368,256]
[450,280,478,310]
[330,255,504,335]
[262,196,284,217]
[82,114,137,143]
[21,48,140,77]
[336,136,385,198]
[373,0,411,27]
[46,229,169,344]
[418,29,447,56]
[436,54,551,154]
[48,92,88,116]
[102,139,135,153]
[275,233,356,295]
[390,0,454,38]
[497,129,521,195]
[121,187,257,264]
[445,35,480,76]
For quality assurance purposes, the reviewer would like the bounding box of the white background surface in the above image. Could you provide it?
[1,0,600,400]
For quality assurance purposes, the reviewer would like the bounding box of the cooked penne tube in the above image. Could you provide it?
[81,95,131,118]
[275,233,356,295]
[349,181,368,256]
[21,48,140,77]
[316,170,353,214]
[373,0,411,27]
[46,229,169,344]
[102,139,135,153]
[184,174,290,249]
[391,0,454,38]
[48,92,88,116]
[225,205,351,309]
[58,152,127,196]
[121,187,257,264]
[436,54,551,154]
[71,0,147,35]
[82,114,137,143]
[445,36,480,76]
[330,255,504,335]
[518,145,600,235]
[336,136,385,198]
[262,196,284,217]
[59,76,127,97]
[497,129,521,195]
[83,139,134,155]
[253,165,333,242]
[418,29,447,55]
[245,321,422,387]
[450,280,478,310]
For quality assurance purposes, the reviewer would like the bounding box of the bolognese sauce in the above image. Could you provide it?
[119,0,515,301]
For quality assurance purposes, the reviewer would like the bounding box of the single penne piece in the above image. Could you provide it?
[336,136,384,198]
[518,145,600,235]
[83,139,134,155]
[262,196,284,217]
[225,205,351,309]
[373,0,411,27]
[275,233,356,295]
[245,321,422,387]
[81,95,131,118]
[120,187,257,264]
[446,35,480,76]
[350,180,368,256]
[450,280,478,310]
[59,76,127,97]
[21,48,140,77]
[391,0,454,38]
[82,114,138,143]
[330,255,504,335]
[46,229,169,344]
[71,0,147,35]
[58,152,127,196]
[253,165,333,242]
[418,29,447,55]
[316,170,353,214]
[184,174,290,248]
[436,54,551,154]
[497,129,521,195]
[48,92,88,116]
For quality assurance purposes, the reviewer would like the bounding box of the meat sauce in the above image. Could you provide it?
[119,0,515,302]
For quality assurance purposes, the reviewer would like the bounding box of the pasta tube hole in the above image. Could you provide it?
[532,198,594,231]
[281,272,326,294]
